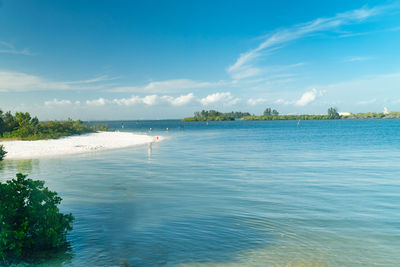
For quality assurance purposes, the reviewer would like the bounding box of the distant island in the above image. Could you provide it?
[182,110,251,121]
[183,107,400,121]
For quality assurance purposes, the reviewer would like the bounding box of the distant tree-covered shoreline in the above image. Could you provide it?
[183,107,400,121]
[243,107,340,120]
[182,110,251,121]
[0,109,108,140]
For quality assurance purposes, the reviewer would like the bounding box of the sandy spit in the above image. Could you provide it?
[0,131,162,160]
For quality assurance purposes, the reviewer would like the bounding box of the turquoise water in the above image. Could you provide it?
[1,119,400,266]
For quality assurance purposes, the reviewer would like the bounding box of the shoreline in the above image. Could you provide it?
[0,131,162,160]
[182,117,400,121]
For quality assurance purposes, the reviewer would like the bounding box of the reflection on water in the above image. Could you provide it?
[0,159,39,179]
[2,120,400,266]
[68,203,272,266]
[181,245,329,267]
[147,142,153,158]
[3,243,73,267]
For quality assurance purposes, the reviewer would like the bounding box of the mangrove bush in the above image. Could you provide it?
[0,173,74,261]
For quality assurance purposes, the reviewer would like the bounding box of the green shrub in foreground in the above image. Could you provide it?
[0,173,74,261]
[0,145,6,161]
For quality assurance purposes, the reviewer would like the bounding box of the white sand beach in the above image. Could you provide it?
[0,131,161,160]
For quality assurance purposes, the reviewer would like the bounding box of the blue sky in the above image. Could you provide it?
[1,0,400,120]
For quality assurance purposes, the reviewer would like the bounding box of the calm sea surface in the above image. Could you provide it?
[1,119,400,266]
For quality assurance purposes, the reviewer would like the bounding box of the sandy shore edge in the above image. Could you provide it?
[0,131,162,160]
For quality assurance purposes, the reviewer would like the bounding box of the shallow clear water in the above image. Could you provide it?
[1,119,400,266]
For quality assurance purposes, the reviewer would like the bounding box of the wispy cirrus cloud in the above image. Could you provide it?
[344,56,374,62]
[339,24,400,38]
[0,41,33,55]
[0,70,208,94]
[65,75,117,84]
[227,5,390,80]
[0,70,115,92]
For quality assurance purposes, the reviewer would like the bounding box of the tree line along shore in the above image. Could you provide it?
[0,109,108,141]
[182,107,400,121]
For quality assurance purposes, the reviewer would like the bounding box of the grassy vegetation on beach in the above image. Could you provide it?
[0,109,108,140]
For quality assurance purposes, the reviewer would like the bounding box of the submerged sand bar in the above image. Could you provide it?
[1,131,159,160]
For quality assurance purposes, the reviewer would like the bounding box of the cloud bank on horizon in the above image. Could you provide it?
[1,1,400,119]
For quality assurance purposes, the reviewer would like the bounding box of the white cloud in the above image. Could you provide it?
[229,67,261,80]
[227,5,388,79]
[275,98,291,105]
[0,70,113,92]
[0,71,67,92]
[162,93,195,106]
[295,88,319,106]
[65,75,116,84]
[112,96,142,106]
[44,99,72,106]
[200,92,240,106]
[86,98,107,106]
[345,56,374,62]
[0,41,32,55]
[142,95,158,105]
[112,93,195,107]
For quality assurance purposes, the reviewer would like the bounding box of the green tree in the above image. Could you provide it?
[327,107,340,119]
[209,110,218,117]
[184,110,251,121]
[272,109,279,116]
[0,110,5,135]
[263,108,272,116]
[0,174,74,261]
[0,145,6,161]
[3,111,18,133]
[0,109,107,140]
[200,110,208,117]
